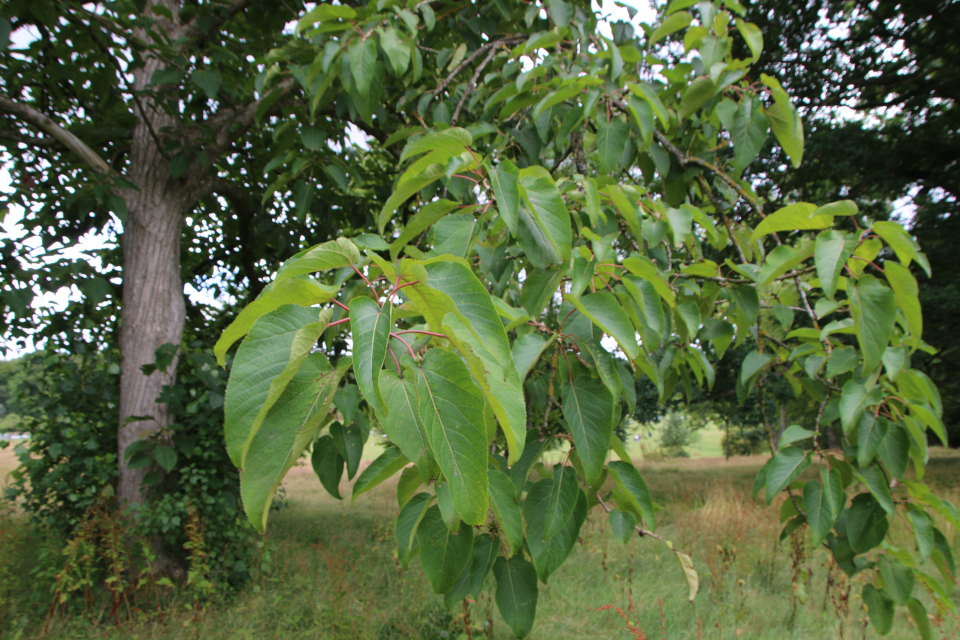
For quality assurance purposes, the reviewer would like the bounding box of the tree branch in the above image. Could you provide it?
[179,0,259,44]
[433,36,525,99]
[0,95,113,175]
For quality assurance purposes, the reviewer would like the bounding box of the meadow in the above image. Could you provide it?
[1,438,958,640]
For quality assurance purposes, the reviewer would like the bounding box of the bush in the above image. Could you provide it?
[6,344,256,588]
[658,412,699,457]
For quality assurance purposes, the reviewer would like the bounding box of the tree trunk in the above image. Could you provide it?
[116,1,189,506]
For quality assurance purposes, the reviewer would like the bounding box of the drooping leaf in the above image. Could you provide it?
[878,555,914,605]
[273,238,361,286]
[750,202,828,241]
[544,464,580,540]
[561,376,615,485]
[849,275,896,374]
[416,505,474,594]
[349,297,392,414]
[596,119,628,174]
[494,555,539,639]
[312,434,344,500]
[803,479,835,547]
[490,167,520,233]
[862,584,894,635]
[489,469,524,556]
[608,460,656,530]
[764,446,811,504]
[395,492,433,570]
[524,481,588,582]
[414,349,489,525]
[377,370,438,481]
[884,261,922,350]
[565,292,640,360]
[608,509,637,544]
[847,493,889,553]
[225,306,331,468]
[517,174,572,269]
[857,414,889,467]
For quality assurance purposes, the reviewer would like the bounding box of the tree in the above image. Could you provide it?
[740,0,960,441]
[216,1,954,637]
[0,0,409,505]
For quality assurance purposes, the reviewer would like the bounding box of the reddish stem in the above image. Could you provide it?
[332,299,349,311]
[394,329,446,338]
[328,317,351,328]
[387,346,401,375]
[390,332,418,361]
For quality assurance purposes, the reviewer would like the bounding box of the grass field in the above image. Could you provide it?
[1,442,958,639]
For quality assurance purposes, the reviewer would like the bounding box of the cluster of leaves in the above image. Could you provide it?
[215,0,955,637]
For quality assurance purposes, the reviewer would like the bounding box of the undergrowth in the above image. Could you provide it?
[1,452,958,639]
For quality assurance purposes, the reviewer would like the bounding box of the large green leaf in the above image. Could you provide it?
[750,202,828,241]
[349,37,377,95]
[730,96,767,173]
[859,466,895,515]
[678,76,716,120]
[225,305,331,468]
[517,174,572,269]
[330,422,364,480]
[494,555,539,639]
[378,163,447,235]
[849,275,896,374]
[415,349,489,525]
[390,199,460,260]
[215,277,338,366]
[273,238,361,286]
[490,166,520,233]
[402,259,527,464]
[884,261,922,349]
[544,464,580,541]
[416,505,474,594]
[561,376,615,485]
[349,297,392,414]
[764,446,811,504]
[312,434,344,499]
[512,333,549,382]
[803,479,835,547]
[395,492,433,570]
[857,414,889,467]
[623,256,676,307]
[488,469,524,556]
[847,493,889,553]
[242,354,346,531]
[862,584,894,635]
[608,460,656,530]
[761,74,804,167]
[878,555,914,605]
[565,292,640,360]
[596,119,628,174]
[377,369,438,481]
[907,598,934,640]
[649,10,693,44]
[839,380,884,433]
[524,480,588,582]
[873,220,931,277]
[608,509,637,544]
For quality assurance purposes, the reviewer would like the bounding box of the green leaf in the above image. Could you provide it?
[884,261,922,349]
[434,480,461,532]
[779,425,815,447]
[152,446,177,472]
[873,221,931,277]
[730,97,767,173]
[649,11,693,45]
[416,505,474,594]
[622,256,676,307]
[517,174,572,269]
[561,376,615,485]
[351,447,409,502]
[490,167,520,234]
[859,466,895,515]
[862,584,894,635]
[273,238,361,286]
[847,493,889,553]
[390,200,459,260]
[666,206,694,247]
[544,464,580,540]
[608,509,637,544]
[761,74,804,168]
[750,202,829,241]
[512,334,549,382]
[296,3,356,33]
[378,164,447,235]
[349,297,392,414]
[379,26,410,76]
[839,381,884,433]
[395,492,432,570]
[736,19,763,59]
[756,239,815,288]
[825,347,859,379]
[377,369,438,482]
[596,120,628,174]
[764,446,811,504]
[494,555,539,639]
[608,460,656,530]
[312,434,343,499]
[330,422,363,480]
[349,37,377,95]
[907,598,934,640]
[565,293,639,360]
[678,76,716,120]
[858,414,890,467]
[803,480,835,547]
[739,351,772,388]
[488,469,524,556]
[674,550,699,601]
[191,69,221,100]
[397,465,421,508]
[521,268,564,318]
[878,555,914,605]
[907,510,935,562]
[415,349,489,525]
[878,423,910,479]
[849,275,897,373]
[469,533,499,597]
[225,305,331,468]
[821,467,845,518]
[524,480,588,582]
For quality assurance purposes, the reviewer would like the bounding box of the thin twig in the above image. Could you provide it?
[451,46,497,126]
[433,36,525,99]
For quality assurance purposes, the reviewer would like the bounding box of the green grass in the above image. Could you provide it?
[2,445,959,639]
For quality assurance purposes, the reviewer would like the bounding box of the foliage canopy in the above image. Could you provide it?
[214,0,955,637]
